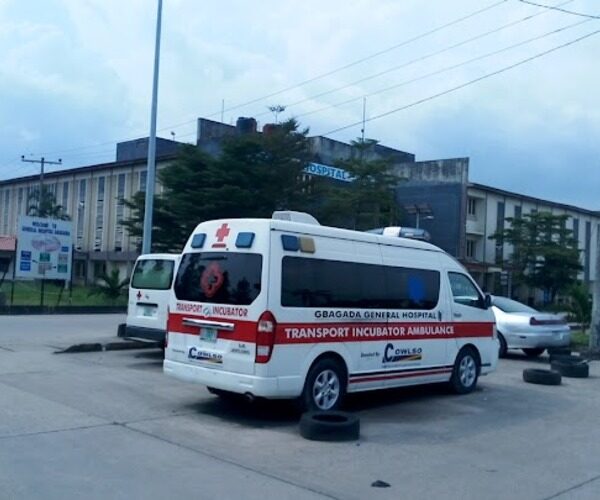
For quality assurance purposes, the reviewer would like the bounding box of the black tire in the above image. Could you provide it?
[547,347,571,357]
[523,368,562,385]
[498,333,508,358]
[449,347,480,394]
[523,348,545,358]
[300,357,347,412]
[117,323,127,338]
[551,360,589,378]
[299,411,360,442]
[549,354,586,364]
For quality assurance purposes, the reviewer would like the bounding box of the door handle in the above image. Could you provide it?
[453,312,462,318]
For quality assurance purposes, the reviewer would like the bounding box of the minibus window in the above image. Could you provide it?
[131,259,175,290]
[281,256,439,310]
[175,252,262,306]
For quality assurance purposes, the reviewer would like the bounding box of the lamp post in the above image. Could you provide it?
[141,0,163,255]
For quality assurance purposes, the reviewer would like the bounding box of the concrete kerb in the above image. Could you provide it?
[55,340,161,354]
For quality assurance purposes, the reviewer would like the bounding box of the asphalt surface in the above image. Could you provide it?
[0,314,599,500]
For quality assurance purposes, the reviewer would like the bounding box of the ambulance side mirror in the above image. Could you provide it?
[484,294,492,309]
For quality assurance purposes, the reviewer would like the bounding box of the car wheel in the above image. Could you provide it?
[550,360,589,378]
[300,358,346,412]
[299,411,360,441]
[522,368,561,385]
[449,347,480,394]
[523,348,545,358]
[498,332,508,358]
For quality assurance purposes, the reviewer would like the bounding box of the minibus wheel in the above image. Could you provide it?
[301,357,347,412]
[498,332,507,358]
[449,347,480,394]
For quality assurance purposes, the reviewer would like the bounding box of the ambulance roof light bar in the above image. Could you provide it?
[272,211,320,225]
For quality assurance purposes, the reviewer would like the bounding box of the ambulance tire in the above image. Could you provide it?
[300,357,347,412]
[299,411,360,442]
[449,347,480,394]
[498,332,508,358]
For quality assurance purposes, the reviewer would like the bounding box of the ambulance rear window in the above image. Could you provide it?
[131,259,175,290]
[174,252,262,306]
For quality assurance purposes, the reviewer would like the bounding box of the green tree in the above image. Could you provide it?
[491,212,582,302]
[123,119,315,251]
[89,269,129,304]
[27,187,70,220]
[569,283,592,332]
[314,138,401,230]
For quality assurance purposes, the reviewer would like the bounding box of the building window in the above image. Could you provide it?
[466,239,476,259]
[572,218,579,242]
[93,261,106,278]
[467,197,477,217]
[514,205,522,219]
[94,177,105,251]
[2,189,10,234]
[76,179,87,250]
[495,201,505,263]
[17,188,24,216]
[139,170,147,192]
[62,182,70,216]
[114,173,126,251]
[74,261,86,278]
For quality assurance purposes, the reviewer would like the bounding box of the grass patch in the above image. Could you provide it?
[0,280,127,307]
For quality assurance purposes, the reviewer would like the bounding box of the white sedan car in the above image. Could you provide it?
[491,296,570,358]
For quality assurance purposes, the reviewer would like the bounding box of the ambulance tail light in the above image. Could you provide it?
[255,311,277,364]
[165,306,170,349]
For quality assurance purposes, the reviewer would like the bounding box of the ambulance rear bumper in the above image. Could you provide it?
[163,359,299,398]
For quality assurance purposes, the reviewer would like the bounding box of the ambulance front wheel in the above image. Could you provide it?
[300,357,347,412]
[449,346,480,394]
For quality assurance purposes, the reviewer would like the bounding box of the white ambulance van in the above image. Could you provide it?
[125,253,179,346]
[164,212,498,411]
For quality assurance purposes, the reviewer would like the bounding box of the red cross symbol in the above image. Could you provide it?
[212,223,230,248]
[136,290,142,300]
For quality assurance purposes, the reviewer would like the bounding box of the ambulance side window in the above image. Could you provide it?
[448,272,485,309]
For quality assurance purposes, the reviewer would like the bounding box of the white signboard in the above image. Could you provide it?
[303,162,354,182]
[15,216,73,280]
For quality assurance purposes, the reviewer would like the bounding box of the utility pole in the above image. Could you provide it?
[141,0,163,255]
[591,229,600,352]
[21,156,62,210]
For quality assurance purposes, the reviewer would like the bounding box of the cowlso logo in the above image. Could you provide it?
[383,343,423,363]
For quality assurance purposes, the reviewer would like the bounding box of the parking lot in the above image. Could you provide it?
[1,314,599,500]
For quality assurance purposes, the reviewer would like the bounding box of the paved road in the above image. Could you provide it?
[0,314,599,499]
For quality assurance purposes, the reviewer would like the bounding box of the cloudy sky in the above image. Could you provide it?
[1,0,598,207]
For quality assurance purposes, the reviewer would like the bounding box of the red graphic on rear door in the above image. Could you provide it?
[201,262,225,298]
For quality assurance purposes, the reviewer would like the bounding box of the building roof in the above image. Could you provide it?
[0,235,16,252]
[0,153,177,187]
[469,182,600,217]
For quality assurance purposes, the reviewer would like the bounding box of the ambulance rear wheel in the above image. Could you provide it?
[301,358,347,412]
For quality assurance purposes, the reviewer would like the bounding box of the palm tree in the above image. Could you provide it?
[27,187,70,220]
[90,269,130,304]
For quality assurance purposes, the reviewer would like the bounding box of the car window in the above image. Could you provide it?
[492,296,538,313]
[448,272,484,309]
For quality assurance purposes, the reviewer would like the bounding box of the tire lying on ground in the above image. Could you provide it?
[547,347,571,356]
[549,354,586,364]
[522,368,562,386]
[550,360,589,378]
[299,411,360,442]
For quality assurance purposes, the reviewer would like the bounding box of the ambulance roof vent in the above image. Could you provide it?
[272,211,320,225]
